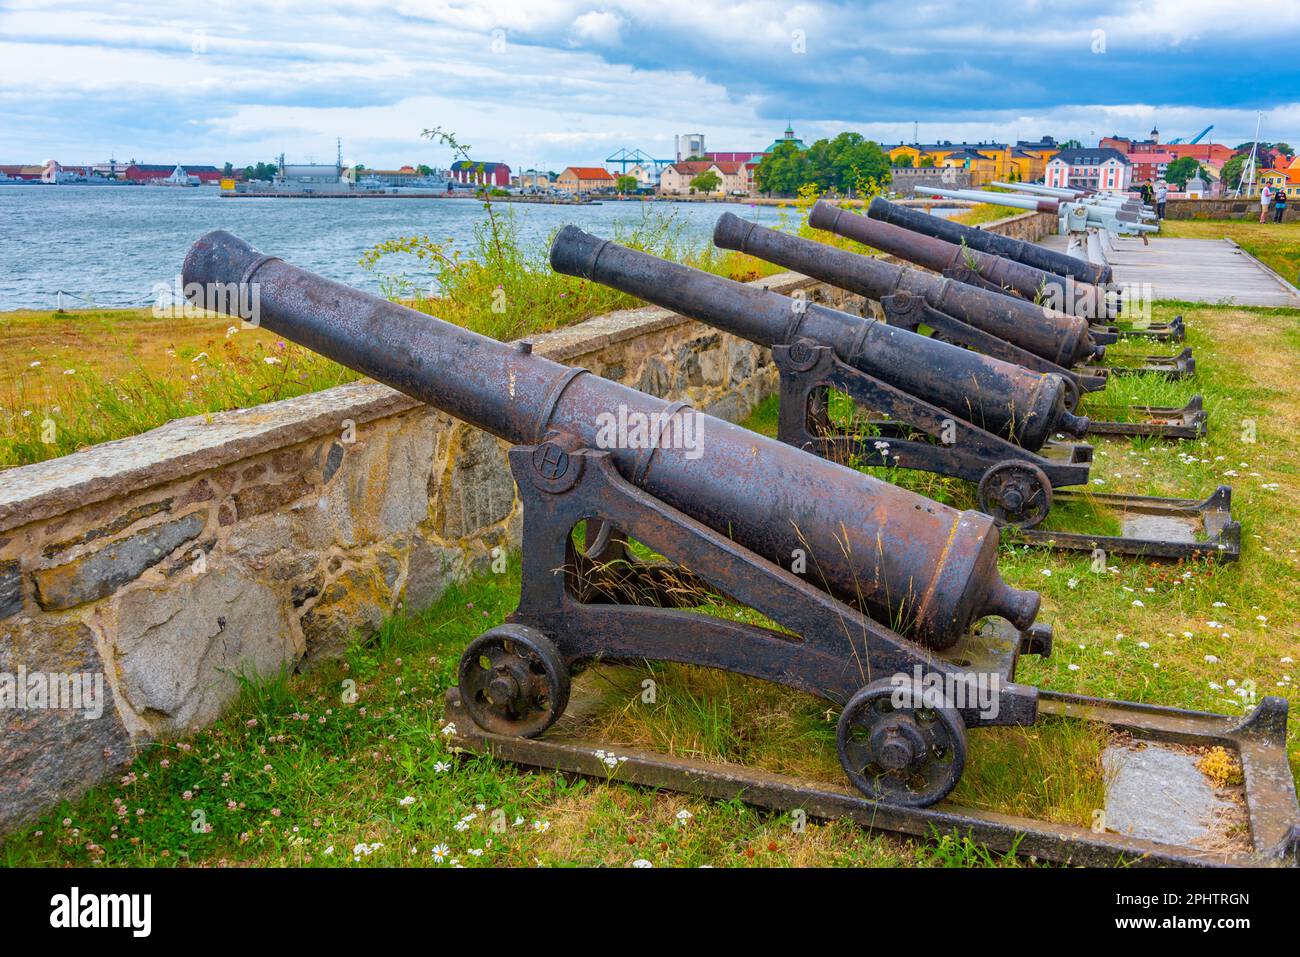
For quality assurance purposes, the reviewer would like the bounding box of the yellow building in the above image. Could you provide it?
[1258,168,1299,198]
[888,140,1059,186]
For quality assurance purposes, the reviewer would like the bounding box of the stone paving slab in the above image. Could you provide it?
[1102,743,1240,847]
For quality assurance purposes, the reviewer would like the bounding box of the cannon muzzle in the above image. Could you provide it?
[185,229,1040,650]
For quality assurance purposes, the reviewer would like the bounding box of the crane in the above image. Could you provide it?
[1165,125,1214,146]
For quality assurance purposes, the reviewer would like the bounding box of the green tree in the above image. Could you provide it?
[222,162,234,177]
[1061,138,1082,149]
[242,161,280,181]
[1220,155,1247,190]
[754,140,805,196]
[1274,142,1294,157]
[416,164,433,175]
[616,174,638,193]
[690,170,722,193]
[1164,156,1202,188]
[918,155,935,168]
[893,154,914,168]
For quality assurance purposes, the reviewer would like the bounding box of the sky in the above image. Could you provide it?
[1,0,1298,171]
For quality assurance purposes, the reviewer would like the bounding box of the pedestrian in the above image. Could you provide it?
[1140,181,1154,208]
[1274,185,1288,224]
[1155,179,1168,220]
[1260,184,1272,223]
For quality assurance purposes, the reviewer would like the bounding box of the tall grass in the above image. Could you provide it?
[360,203,783,343]
[1,334,356,467]
[0,204,781,468]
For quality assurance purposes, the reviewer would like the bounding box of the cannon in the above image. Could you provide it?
[919,186,1160,235]
[990,181,1091,200]
[720,213,1197,423]
[552,227,1240,558]
[552,224,1097,528]
[184,228,1051,807]
[786,208,1193,378]
[867,197,1112,285]
[805,200,1115,322]
[716,211,1106,394]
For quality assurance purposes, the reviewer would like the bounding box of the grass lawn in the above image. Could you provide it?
[4,299,1297,868]
[951,203,1019,226]
[1158,219,1300,286]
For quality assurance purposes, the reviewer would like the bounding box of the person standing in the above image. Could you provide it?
[1155,179,1168,220]
[1260,184,1273,223]
[1274,185,1289,224]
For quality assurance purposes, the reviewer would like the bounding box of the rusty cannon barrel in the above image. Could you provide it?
[715,212,1103,368]
[804,201,1112,322]
[866,197,1112,285]
[183,230,1040,650]
[551,225,1087,452]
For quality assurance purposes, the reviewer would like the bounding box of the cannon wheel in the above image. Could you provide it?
[836,678,967,807]
[1059,375,1081,413]
[457,624,570,738]
[977,460,1053,529]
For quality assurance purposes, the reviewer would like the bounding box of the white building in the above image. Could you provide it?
[675,133,706,162]
[1045,147,1131,192]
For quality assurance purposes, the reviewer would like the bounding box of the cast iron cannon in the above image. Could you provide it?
[184,229,1051,807]
[805,200,1115,322]
[714,211,1106,392]
[551,225,1094,528]
[867,197,1112,285]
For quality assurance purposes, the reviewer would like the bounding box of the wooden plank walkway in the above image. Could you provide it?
[1040,234,1300,308]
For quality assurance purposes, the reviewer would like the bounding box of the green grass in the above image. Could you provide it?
[952,203,1019,226]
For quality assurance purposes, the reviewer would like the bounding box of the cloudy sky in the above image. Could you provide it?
[1,0,1297,171]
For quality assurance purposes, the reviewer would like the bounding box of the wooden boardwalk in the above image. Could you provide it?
[1040,234,1300,308]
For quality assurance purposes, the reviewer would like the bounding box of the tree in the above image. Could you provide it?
[690,170,722,193]
[754,140,805,195]
[417,164,433,175]
[918,155,935,168]
[1220,155,1247,190]
[616,174,638,194]
[222,162,234,177]
[1164,156,1202,188]
[1061,138,1082,149]
[753,132,890,197]
[893,154,913,168]
[1275,142,1294,157]
[242,161,280,181]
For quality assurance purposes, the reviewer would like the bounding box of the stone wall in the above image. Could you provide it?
[888,167,972,192]
[1165,198,1299,222]
[0,210,1053,833]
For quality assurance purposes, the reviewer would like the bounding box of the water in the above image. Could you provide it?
[0,186,782,311]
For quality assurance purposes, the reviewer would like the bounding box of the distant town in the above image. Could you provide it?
[2,123,1295,200]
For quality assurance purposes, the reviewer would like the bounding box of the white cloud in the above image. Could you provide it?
[571,10,626,45]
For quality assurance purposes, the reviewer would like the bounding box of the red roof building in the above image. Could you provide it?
[122,163,223,183]
[1127,151,1176,183]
